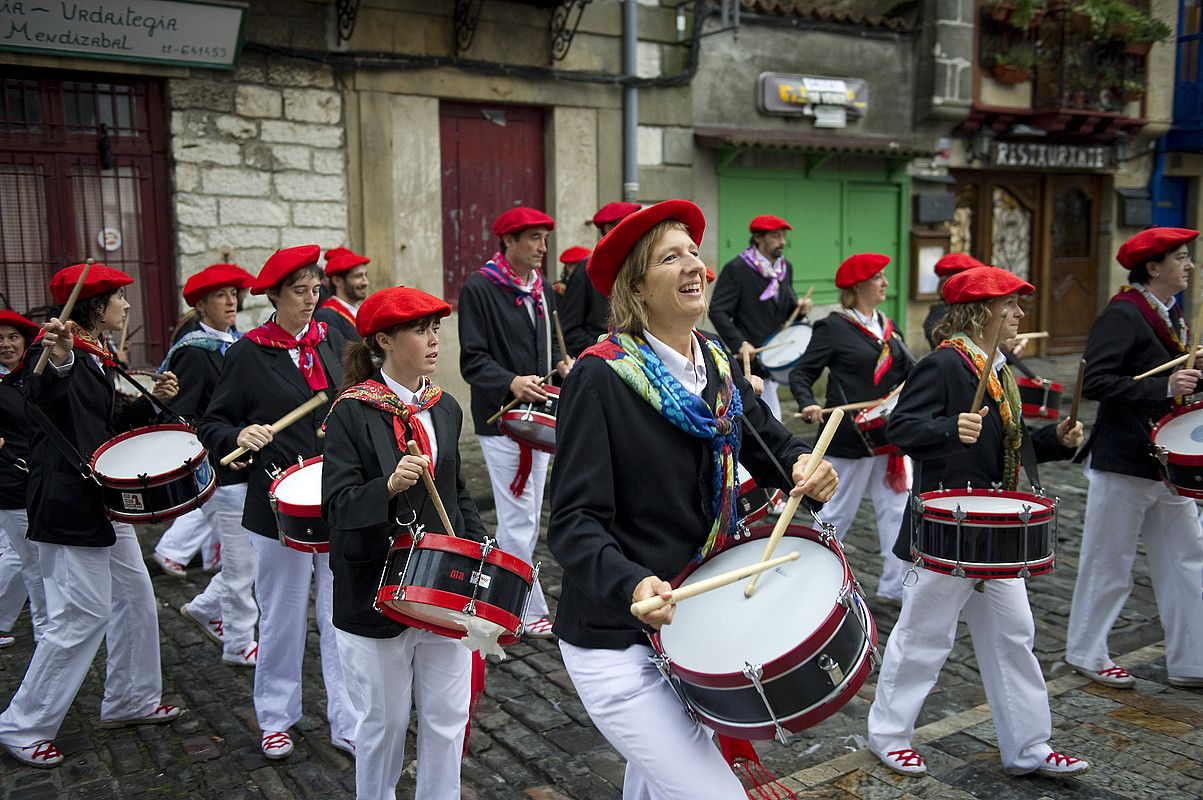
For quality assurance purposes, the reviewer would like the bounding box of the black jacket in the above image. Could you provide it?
[788,312,913,459]
[1078,299,1182,480]
[558,261,610,357]
[166,343,246,487]
[709,255,799,377]
[547,335,814,649]
[458,272,564,435]
[321,378,485,638]
[884,347,1073,560]
[0,378,29,510]
[198,327,346,539]
[314,304,359,345]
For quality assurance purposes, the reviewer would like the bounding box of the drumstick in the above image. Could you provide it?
[751,342,784,354]
[406,440,456,537]
[220,391,329,466]
[798,383,905,418]
[969,311,1010,413]
[552,310,569,363]
[1012,331,1049,341]
[1066,358,1086,428]
[742,348,752,377]
[1133,348,1203,380]
[34,259,93,376]
[781,287,813,331]
[485,370,556,425]
[745,408,844,598]
[630,552,800,617]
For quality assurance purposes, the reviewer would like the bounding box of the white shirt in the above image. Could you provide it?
[644,329,709,397]
[850,307,884,340]
[380,370,438,468]
[331,295,359,318]
[199,320,237,345]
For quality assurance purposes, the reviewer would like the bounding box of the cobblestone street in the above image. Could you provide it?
[2,355,1201,799]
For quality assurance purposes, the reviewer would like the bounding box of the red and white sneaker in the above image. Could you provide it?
[876,747,927,776]
[1037,751,1089,776]
[1070,662,1135,688]
[524,617,555,639]
[180,604,224,644]
[0,633,14,649]
[5,740,63,768]
[262,731,294,760]
[153,552,188,579]
[331,737,356,757]
[223,642,258,668]
[100,704,183,729]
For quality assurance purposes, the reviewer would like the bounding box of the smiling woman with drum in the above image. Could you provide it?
[868,266,1087,779]
[321,286,486,800]
[0,264,183,768]
[548,201,838,798]
[789,253,914,605]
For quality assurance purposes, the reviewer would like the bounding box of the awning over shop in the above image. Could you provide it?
[694,126,936,159]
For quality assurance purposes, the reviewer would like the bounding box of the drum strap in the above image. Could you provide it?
[20,395,94,480]
[108,360,187,426]
[366,410,422,530]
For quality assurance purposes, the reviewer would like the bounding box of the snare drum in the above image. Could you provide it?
[269,456,328,552]
[1151,401,1203,498]
[652,524,877,741]
[914,488,1057,580]
[759,324,814,383]
[1016,377,1063,420]
[736,464,782,526]
[115,371,158,401]
[376,531,536,645]
[853,391,901,455]
[89,424,216,524]
[498,386,560,454]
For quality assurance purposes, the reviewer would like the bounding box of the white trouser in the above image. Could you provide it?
[820,454,910,600]
[1067,469,1203,679]
[477,435,549,621]
[155,506,219,566]
[761,379,782,421]
[247,534,356,742]
[0,522,162,745]
[336,628,471,800]
[0,508,47,637]
[185,484,259,657]
[560,641,746,800]
[867,570,1052,773]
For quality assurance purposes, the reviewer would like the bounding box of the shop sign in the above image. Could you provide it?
[988,140,1110,170]
[0,0,247,70]
[758,72,868,128]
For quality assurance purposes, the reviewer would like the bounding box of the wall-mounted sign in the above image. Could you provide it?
[0,0,247,70]
[758,72,868,129]
[988,140,1110,170]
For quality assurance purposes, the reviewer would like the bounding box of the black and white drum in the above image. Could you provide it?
[853,390,901,456]
[498,385,559,454]
[89,424,216,524]
[651,524,877,741]
[759,324,814,383]
[269,456,328,552]
[914,488,1057,580]
[1151,401,1203,498]
[736,464,782,527]
[1016,377,1063,420]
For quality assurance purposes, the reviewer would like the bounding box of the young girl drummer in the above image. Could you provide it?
[868,266,1087,778]
[321,286,485,800]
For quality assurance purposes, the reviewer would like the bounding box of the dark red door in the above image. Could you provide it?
[439,102,545,307]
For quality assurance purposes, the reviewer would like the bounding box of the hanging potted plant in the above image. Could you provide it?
[1124,12,1173,56]
[991,42,1036,83]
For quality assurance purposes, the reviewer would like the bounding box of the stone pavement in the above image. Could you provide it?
[0,354,1200,799]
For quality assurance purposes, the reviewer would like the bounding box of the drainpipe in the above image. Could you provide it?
[623,0,638,202]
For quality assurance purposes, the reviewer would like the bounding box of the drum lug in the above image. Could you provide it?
[648,649,699,725]
[818,654,845,688]
[742,662,789,744]
[518,562,541,629]
[990,481,1002,492]
[267,463,283,481]
[1153,445,1169,466]
[953,504,966,576]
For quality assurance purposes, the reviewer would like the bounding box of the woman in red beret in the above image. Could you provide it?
[321,285,485,800]
[868,265,1086,779]
[199,246,356,759]
[0,265,182,768]
[1066,226,1203,689]
[789,253,915,605]
[547,200,838,797]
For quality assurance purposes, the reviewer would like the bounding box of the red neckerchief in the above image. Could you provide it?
[319,297,356,328]
[28,327,118,370]
[836,310,895,385]
[1110,286,1187,356]
[243,320,329,391]
[323,378,442,466]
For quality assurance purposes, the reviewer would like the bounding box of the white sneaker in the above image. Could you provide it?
[1037,751,1089,776]
[180,604,224,644]
[1069,662,1135,688]
[222,642,258,667]
[5,740,63,768]
[153,552,188,578]
[262,731,294,760]
[99,704,183,729]
[331,737,356,757]
[0,634,14,649]
[875,747,926,776]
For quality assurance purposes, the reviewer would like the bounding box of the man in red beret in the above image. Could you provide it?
[314,247,371,341]
[552,246,591,296]
[710,214,813,420]
[558,202,641,357]
[1067,226,1203,689]
[458,206,570,638]
[154,264,260,668]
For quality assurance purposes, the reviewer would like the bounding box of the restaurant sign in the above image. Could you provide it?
[987,140,1110,170]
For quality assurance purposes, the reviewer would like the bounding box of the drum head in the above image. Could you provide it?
[760,325,814,371]
[499,413,557,453]
[1154,410,1203,456]
[858,392,899,423]
[115,373,158,397]
[93,428,205,479]
[274,462,323,505]
[659,534,846,675]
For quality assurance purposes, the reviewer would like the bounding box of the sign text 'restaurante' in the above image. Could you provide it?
[990,141,1109,169]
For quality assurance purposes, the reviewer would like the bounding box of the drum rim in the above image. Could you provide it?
[919,488,1055,523]
[376,585,523,637]
[90,423,209,487]
[105,478,216,524]
[280,536,330,553]
[269,456,324,516]
[1015,376,1064,391]
[1151,401,1203,465]
[390,531,536,581]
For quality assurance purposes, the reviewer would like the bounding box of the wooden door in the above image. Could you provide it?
[1042,174,1099,353]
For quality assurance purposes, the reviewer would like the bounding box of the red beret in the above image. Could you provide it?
[493,207,555,238]
[325,248,371,277]
[592,202,641,229]
[0,310,38,338]
[1116,227,1198,270]
[183,263,255,306]
[749,215,793,233]
[934,252,985,278]
[251,245,321,295]
[49,263,134,305]
[835,253,890,289]
[587,200,706,298]
[559,246,591,264]
[705,267,717,283]
[942,266,1034,304]
[356,286,451,338]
